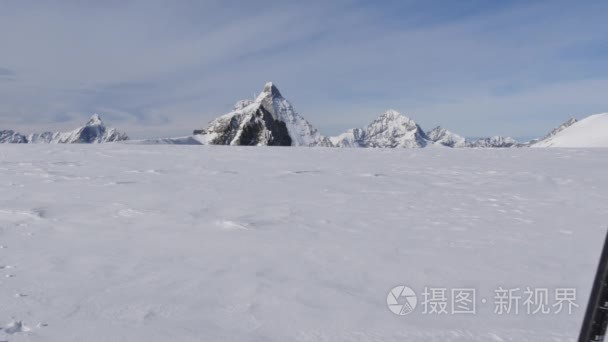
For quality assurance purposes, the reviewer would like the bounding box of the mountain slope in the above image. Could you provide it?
[329,128,365,148]
[194,83,331,147]
[426,126,466,148]
[532,113,608,147]
[539,118,577,142]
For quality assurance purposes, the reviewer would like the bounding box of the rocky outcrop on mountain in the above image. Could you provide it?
[426,126,466,148]
[194,83,331,147]
[0,130,27,143]
[529,118,577,147]
[466,136,518,148]
[0,114,128,144]
[542,118,578,140]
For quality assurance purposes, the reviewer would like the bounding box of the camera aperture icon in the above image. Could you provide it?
[387,286,418,315]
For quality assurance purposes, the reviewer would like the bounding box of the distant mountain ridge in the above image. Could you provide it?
[2,82,606,148]
[330,110,517,148]
[0,114,128,144]
[155,82,605,148]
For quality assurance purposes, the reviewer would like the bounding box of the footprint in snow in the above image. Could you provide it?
[284,170,321,175]
[359,173,386,178]
[117,208,144,217]
[0,209,44,220]
[216,220,250,231]
[126,169,165,175]
[1,320,31,334]
[104,181,137,186]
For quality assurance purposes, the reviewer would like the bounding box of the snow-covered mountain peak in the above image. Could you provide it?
[194,82,331,147]
[427,126,448,139]
[377,109,414,123]
[86,114,103,126]
[260,81,282,99]
[426,126,467,148]
[364,110,429,148]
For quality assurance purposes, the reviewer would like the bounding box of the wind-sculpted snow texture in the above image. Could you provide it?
[0,144,606,341]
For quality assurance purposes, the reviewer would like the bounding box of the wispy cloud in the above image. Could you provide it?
[0,0,607,138]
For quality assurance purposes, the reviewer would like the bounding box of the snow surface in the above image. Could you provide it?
[532,113,608,147]
[1,144,607,341]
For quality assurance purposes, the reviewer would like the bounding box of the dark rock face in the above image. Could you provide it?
[208,115,239,145]
[238,107,292,146]
[77,125,105,143]
[209,106,292,146]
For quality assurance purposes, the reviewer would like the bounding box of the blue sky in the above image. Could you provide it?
[1,0,607,139]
